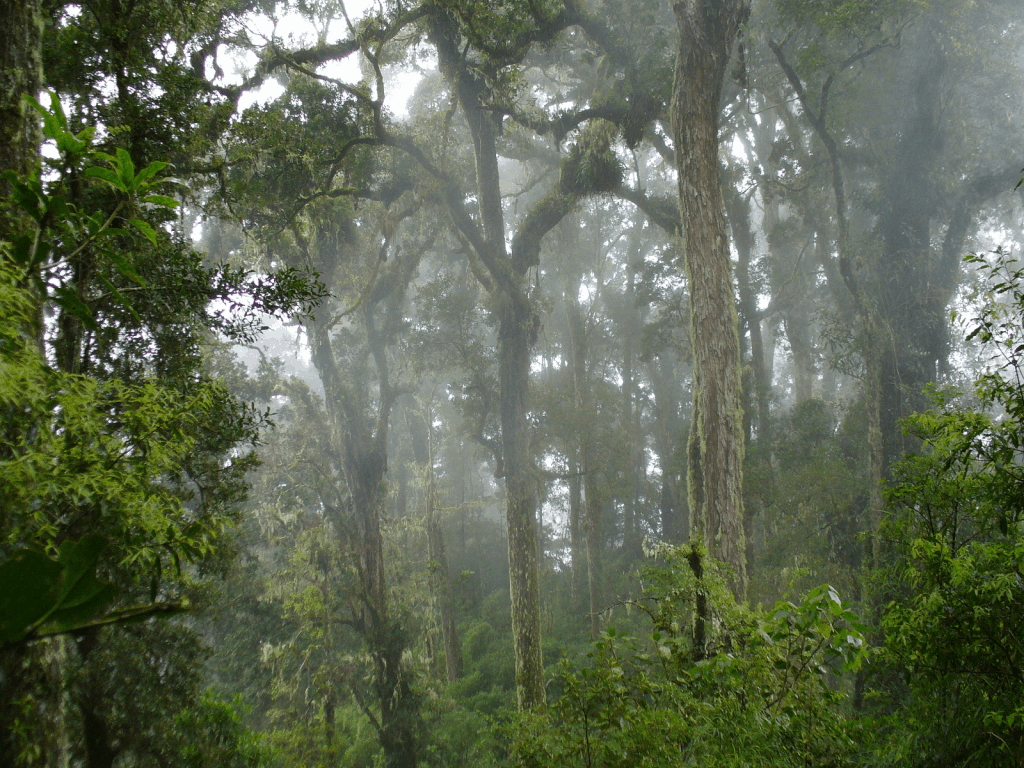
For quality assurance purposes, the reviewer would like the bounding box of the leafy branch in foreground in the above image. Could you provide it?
[0,535,184,650]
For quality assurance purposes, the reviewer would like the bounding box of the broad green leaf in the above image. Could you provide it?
[54,535,108,607]
[129,218,159,246]
[0,550,62,643]
[115,148,136,191]
[142,194,179,209]
[106,250,145,286]
[134,161,168,188]
[83,166,127,192]
[45,584,118,634]
[9,233,34,265]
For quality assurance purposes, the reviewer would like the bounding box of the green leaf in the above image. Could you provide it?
[0,550,62,643]
[106,250,146,286]
[134,161,168,189]
[44,537,118,633]
[54,535,108,606]
[142,194,179,209]
[83,165,127,192]
[52,286,98,330]
[2,172,46,221]
[8,233,34,264]
[115,148,136,191]
[45,589,118,634]
[129,218,159,246]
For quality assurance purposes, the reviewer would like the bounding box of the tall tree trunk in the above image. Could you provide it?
[427,468,463,683]
[877,30,945,468]
[725,180,771,445]
[0,0,42,194]
[785,307,815,404]
[0,0,46,355]
[619,210,645,557]
[649,354,687,542]
[565,268,603,638]
[310,311,418,768]
[498,296,545,706]
[671,0,749,596]
[620,275,638,555]
[568,457,585,612]
[2,14,82,763]
[428,10,546,710]
[408,407,463,682]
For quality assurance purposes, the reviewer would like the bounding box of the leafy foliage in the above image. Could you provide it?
[876,250,1024,766]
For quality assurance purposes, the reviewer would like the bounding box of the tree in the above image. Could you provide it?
[671,0,750,596]
[0,91,321,765]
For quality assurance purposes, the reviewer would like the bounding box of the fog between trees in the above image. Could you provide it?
[2,0,1024,766]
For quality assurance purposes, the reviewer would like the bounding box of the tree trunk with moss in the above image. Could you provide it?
[0,3,58,761]
[428,9,548,710]
[498,294,545,707]
[0,0,41,194]
[671,0,749,596]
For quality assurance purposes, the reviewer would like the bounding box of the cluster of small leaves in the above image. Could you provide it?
[173,691,273,768]
[775,0,913,37]
[2,94,180,329]
[0,257,257,580]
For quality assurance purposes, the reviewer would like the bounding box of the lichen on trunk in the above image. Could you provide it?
[671,0,750,597]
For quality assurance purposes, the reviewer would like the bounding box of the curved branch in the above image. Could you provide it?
[615,184,681,236]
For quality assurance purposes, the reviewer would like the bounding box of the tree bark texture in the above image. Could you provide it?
[671,0,749,596]
[498,296,545,706]
[0,0,42,191]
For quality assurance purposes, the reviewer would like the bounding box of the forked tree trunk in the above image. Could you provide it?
[428,9,546,710]
[671,0,749,596]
